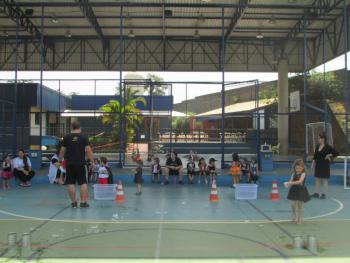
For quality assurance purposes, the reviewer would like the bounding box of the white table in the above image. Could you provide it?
[337,156,350,189]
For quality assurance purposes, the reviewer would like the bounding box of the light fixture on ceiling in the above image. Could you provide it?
[125,12,132,22]
[256,32,264,39]
[197,13,206,23]
[65,29,72,38]
[128,29,135,38]
[268,16,276,24]
[194,29,200,39]
[201,0,211,2]
[51,15,59,24]
[2,30,9,38]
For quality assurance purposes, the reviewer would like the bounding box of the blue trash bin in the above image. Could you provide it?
[260,150,273,171]
[28,150,42,170]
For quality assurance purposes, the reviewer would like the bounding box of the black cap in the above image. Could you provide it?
[209,158,217,162]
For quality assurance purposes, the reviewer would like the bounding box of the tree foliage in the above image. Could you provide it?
[145,73,167,95]
[172,113,195,134]
[259,84,278,103]
[99,88,147,142]
[259,71,343,104]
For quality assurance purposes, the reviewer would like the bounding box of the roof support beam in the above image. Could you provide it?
[13,2,344,9]
[75,0,107,54]
[224,0,250,41]
[281,0,343,55]
[1,0,53,51]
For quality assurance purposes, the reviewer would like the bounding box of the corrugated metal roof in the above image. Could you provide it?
[1,1,347,38]
[196,99,275,116]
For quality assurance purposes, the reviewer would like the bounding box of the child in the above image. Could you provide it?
[2,154,12,190]
[186,156,196,184]
[48,150,63,185]
[248,158,259,184]
[151,157,161,183]
[285,159,310,224]
[134,159,144,195]
[241,158,250,183]
[98,157,109,185]
[230,152,241,188]
[198,157,207,184]
[207,158,217,185]
[59,159,67,185]
[105,164,114,185]
[91,158,100,182]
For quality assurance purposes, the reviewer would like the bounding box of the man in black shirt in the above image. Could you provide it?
[60,121,94,208]
[165,151,183,184]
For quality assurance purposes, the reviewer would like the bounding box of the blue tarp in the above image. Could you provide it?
[71,95,173,111]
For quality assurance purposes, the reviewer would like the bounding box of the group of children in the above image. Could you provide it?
[1,150,310,224]
[87,157,114,185]
[230,153,259,188]
[130,153,260,195]
[188,157,218,185]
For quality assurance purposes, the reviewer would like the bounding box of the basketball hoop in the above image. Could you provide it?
[289,90,300,112]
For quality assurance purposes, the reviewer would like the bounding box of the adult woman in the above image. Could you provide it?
[13,149,35,187]
[311,132,338,199]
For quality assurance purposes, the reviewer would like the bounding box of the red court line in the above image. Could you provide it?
[30,243,284,252]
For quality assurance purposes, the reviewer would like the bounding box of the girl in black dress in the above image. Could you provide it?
[285,159,310,224]
[311,132,338,199]
[134,159,144,195]
[207,158,217,185]
[186,156,196,184]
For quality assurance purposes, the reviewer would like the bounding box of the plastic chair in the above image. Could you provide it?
[271,143,280,155]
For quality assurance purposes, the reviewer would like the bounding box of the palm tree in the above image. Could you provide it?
[144,74,168,153]
[99,88,147,143]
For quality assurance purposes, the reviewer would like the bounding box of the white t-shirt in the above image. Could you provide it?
[13,157,32,169]
[48,154,59,184]
[152,164,160,174]
[98,166,109,179]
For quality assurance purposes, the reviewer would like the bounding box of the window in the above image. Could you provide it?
[35,112,40,125]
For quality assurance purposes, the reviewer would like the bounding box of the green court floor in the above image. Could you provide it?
[0,183,349,262]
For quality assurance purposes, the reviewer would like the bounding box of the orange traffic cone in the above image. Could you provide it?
[209,181,219,202]
[270,179,280,201]
[115,180,125,203]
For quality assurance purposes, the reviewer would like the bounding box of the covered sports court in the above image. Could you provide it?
[1,0,350,262]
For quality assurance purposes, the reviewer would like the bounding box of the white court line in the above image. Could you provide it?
[0,198,344,225]
[154,198,166,261]
[304,198,344,220]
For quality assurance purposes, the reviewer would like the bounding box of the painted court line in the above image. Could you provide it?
[0,198,344,225]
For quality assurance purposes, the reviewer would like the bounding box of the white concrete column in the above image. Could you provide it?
[278,59,289,155]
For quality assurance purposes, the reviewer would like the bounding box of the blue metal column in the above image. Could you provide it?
[343,2,349,158]
[220,7,225,169]
[58,80,61,116]
[255,80,261,168]
[185,83,188,143]
[169,84,173,151]
[94,80,97,138]
[12,12,19,155]
[119,6,124,165]
[303,10,308,161]
[39,6,44,152]
[58,80,61,136]
[322,13,328,130]
[123,78,126,163]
